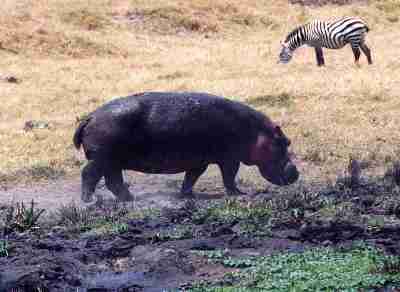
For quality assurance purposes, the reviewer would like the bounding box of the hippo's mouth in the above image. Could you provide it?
[259,162,299,186]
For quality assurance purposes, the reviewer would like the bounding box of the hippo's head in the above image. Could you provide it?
[248,124,299,186]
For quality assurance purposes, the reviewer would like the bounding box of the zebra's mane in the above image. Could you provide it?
[284,25,303,42]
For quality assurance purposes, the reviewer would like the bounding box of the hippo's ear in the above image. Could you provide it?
[275,126,290,146]
[275,125,283,135]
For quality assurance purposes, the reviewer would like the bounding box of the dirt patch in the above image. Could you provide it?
[289,0,367,6]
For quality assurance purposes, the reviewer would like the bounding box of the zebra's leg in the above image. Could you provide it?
[351,45,361,66]
[360,43,372,65]
[314,47,325,66]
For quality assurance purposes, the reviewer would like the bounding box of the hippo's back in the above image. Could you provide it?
[80,92,268,165]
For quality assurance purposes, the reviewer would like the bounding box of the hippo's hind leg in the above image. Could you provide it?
[181,165,208,196]
[104,168,134,201]
[218,160,245,196]
[81,160,104,203]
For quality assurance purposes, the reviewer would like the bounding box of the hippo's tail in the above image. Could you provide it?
[73,116,91,150]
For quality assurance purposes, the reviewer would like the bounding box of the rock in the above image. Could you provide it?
[23,120,50,131]
[272,229,302,240]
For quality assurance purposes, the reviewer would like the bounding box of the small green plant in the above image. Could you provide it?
[0,240,8,257]
[3,200,46,233]
[193,199,271,224]
[192,249,229,261]
[111,222,129,234]
[152,225,194,242]
[191,244,400,291]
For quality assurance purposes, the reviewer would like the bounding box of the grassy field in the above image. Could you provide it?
[1,0,400,186]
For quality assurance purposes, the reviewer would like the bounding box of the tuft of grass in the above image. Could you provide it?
[151,225,194,242]
[1,200,45,233]
[375,0,400,14]
[192,199,272,236]
[56,201,159,235]
[246,93,291,108]
[157,71,191,80]
[61,8,110,30]
[192,198,271,225]
[191,244,400,291]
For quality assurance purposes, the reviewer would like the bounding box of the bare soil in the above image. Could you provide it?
[0,164,247,210]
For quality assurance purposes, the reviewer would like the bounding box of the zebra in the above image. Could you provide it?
[278,17,372,66]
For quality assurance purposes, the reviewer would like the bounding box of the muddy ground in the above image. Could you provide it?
[2,162,400,291]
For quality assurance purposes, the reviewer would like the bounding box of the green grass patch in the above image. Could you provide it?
[191,198,272,236]
[191,244,400,291]
[193,199,271,223]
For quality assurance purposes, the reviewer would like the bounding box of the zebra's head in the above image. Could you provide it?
[278,42,293,64]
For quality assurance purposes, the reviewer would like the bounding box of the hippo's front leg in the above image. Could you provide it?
[181,165,208,196]
[218,160,245,196]
[104,168,134,201]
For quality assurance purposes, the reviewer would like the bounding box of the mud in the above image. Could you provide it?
[2,165,400,291]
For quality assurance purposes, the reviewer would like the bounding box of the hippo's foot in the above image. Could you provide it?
[104,170,134,202]
[178,188,195,198]
[81,191,94,203]
[226,187,246,196]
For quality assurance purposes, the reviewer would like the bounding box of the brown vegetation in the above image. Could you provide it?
[1,0,400,186]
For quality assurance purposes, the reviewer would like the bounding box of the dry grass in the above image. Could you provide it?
[1,0,400,186]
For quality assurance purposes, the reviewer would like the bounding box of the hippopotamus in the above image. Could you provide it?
[73,92,299,202]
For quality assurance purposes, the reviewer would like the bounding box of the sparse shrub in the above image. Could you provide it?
[57,201,136,234]
[57,202,92,228]
[2,200,45,233]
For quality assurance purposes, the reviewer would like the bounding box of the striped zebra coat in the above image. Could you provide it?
[279,17,372,66]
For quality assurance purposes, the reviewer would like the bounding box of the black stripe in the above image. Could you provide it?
[328,18,354,32]
[334,21,362,35]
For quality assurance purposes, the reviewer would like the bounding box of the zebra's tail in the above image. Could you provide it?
[365,25,370,32]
